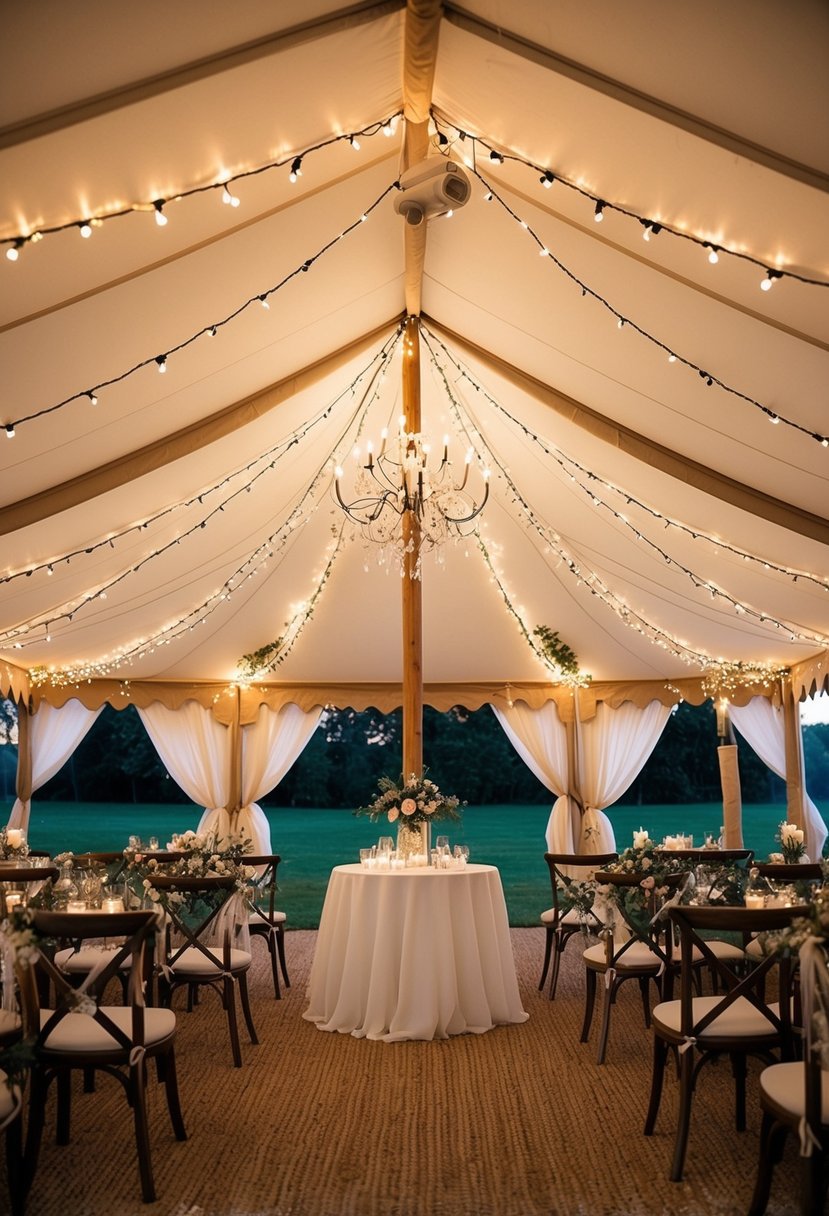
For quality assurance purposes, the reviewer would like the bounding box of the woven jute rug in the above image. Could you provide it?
[15,928,799,1216]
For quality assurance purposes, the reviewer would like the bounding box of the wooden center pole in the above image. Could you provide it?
[401,316,423,782]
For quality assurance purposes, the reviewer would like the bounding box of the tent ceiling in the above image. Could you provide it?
[1,0,827,695]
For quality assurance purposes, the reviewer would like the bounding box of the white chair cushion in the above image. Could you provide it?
[249,910,286,924]
[540,908,555,925]
[55,944,130,973]
[39,1006,176,1053]
[702,939,745,962]
[760,1061,829,1122]
[583,940,660,969]
[0,1069,21,1121]
[169,946,252,975]
[652,995,782,1039]
[746,936,765,959]
[0,1010,21,1038]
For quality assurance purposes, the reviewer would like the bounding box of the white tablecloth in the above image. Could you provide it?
[303,863,528,1042]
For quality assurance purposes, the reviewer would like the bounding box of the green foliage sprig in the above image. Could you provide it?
[533,625,591,686]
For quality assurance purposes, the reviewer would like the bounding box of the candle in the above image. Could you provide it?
[633,828,649,849]
[745,893,765,909]
[102,897,125,913]
[4,892,23,913]
[67,899,87,913]
[5,828,24,849]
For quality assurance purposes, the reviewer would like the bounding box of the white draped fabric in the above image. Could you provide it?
[729,697,827,861]
[137,699,231,835]
[234,703,322,852]
[138,700,322,854]
[576,700,672,853]
[494,699,671,856]
[492,702,580,853]
[8,700,103,831]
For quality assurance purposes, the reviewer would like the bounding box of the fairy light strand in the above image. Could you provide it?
[4,182,400,433]
[0,328,402,592]
[421,325,829,596]
[431,112,829,290]
[2,113,402,258]
[420,326,826,663]
[466,169,828,448]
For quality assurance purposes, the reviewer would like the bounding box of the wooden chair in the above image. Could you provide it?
[148,874,259,1067]
[540,852,618,999]
[644,903,805,1183]
[581,869,687,1064]
[0,1009,25,1216]
[749,938,829,1215]
[245,855,289,998]
[660,848,754,867]
[16,908,186,1206]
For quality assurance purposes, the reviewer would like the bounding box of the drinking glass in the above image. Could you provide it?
[377,836,394,857]
[148,836,160,852]
[454,844,470,866]
[435,835,450,856]
[359,848,373,868]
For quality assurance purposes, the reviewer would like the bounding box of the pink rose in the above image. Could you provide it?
[639,875,655,890]
[401,798,416,816]
[387,806,400,822]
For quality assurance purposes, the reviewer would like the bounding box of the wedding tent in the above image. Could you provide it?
[1,1,827,851]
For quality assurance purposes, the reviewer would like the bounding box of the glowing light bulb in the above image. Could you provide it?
[707,246,719,264]
[153,200,167,226]
[594,201,605,222]
[79,221,92,238]
[222,186,240,207]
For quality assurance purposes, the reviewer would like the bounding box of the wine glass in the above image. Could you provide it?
[435,835,450,857]
[377,836,394,857]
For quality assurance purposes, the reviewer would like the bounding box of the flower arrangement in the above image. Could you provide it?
[124,830,256,902]
[601,832,688,934]
[0,826,29,860]
[355,773,464,827]
[776,821,807,864]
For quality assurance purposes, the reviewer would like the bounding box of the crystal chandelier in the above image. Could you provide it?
[334,427,489,574]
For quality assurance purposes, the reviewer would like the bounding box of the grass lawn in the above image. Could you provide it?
[22,799,825,928]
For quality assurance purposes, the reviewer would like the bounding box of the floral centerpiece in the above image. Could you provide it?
[600,830,689,935]
[355,773,464,860]
[0,826,29,860]
[124,830,256,906]
[776,820,807,864]
[767,878,829,1068]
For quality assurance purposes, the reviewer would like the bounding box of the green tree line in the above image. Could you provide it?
[3,699,827,808]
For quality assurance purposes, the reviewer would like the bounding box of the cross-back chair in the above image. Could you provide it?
[644,903,806,1183]
[581,869,688,1064]
[0,1003,25,1216]
[540,852,618,999]
[245,854,289,998]
[749,936,829,1215]
[148,873,259,1067]
[16,908,185,1206]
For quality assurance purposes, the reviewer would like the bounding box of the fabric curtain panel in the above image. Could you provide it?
[8,699,103,831]
[137,700,231,832]
[729,696,827,861]
[576,700,673,852]
[237,703,323,853]
[491,701,581,854]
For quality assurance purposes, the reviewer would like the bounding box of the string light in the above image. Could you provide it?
[468,171,829,448]
[79,221,92,239]
[10,331,403,662]
[430,112,829,290]
[421,325,829,654]
[3,182,398,434]
[289,157,303,183]
[1,112,403,258]
[593,200,605,223]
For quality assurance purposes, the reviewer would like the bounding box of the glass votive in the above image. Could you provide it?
[430,849,439,868]
[66,899,87,913]
[4,891,24,914]
[390,856,405,870]
[102,896,125,913]
[148,837,159,852]
[745,892,765,909]
[359,848,373,868]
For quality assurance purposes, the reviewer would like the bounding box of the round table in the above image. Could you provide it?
[304,863,528,1042]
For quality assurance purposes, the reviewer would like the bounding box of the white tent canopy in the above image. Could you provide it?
[0,1,827,718]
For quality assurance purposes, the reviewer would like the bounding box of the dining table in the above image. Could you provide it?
[304,862,528,1042]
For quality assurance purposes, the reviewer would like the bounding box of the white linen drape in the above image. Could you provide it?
[138,700,322,854]
[729,696,827,861]
[576,700,672,852]
[7,700,103,831]
[493,698,671,856]
[492,702,581,853]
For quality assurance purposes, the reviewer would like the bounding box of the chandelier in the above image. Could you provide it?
[334,427,489,572]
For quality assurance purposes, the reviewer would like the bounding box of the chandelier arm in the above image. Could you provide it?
[442,478,490,524]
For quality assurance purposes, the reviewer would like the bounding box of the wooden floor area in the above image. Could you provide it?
[12,928,800,1215]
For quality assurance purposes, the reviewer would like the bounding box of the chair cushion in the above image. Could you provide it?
[746,936,765,959]
[760,1061,829,1123]
[0,1069,21,1122]
[39,1006,176,1053]
[652,995,782,1039]
[702,939,745,962]
[55,944,130,973]
[249,910,286,925]
[168,946,252,975]
[540,908,555,925]
[583,940,660,969]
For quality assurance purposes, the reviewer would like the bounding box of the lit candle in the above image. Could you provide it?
[67,899,87,913]
[745,893,765,909]
[633,828,649,849]
[103,897,125,913]
[5,828,24,849]
[4,892,23,913]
